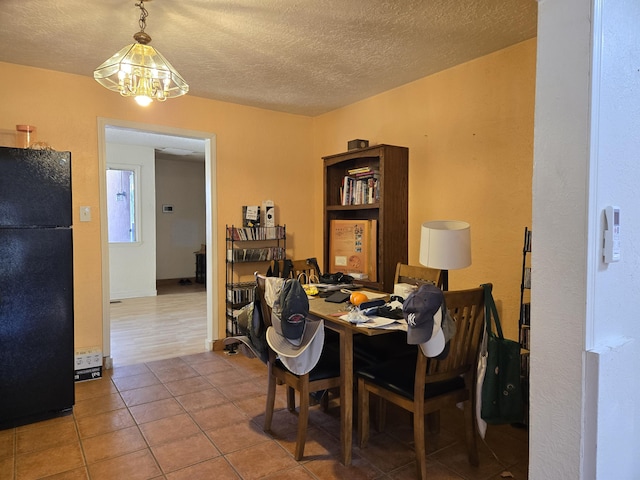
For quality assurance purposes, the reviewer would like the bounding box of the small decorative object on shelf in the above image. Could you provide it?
[347,139,369,150]
[225,224,286,339]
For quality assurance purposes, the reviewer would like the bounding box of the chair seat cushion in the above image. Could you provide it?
[353,331,417,366]
[356,354,464,400]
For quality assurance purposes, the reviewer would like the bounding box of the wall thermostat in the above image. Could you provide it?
[603,206,621,263]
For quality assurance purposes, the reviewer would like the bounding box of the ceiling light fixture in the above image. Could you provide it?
[93,0,188,106]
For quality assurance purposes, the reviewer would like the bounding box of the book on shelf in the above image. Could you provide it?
[242,205,260,227]
[226,246,285,263]
[523,267,531,289]
[328,219,377,281]
[520,302,531,326]
[339,174,379,206]
[227,225,285,241]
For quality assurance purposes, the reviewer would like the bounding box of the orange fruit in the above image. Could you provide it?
[349,291,368,306]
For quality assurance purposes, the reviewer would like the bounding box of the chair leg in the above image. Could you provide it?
[295,379,310,460]
[357,377,370,447]
[463,399,479,466]
[287,386,296,412]
[264,365,277,432]
[413,408,427,480]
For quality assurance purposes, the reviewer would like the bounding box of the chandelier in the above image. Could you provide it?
[93,0,188,106]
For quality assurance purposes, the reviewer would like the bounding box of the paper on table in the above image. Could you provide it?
[339,313,403,329]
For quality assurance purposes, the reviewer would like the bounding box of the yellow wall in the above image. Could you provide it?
[313,39,536,339]
[0,36,534,349]
[0,62,315,348]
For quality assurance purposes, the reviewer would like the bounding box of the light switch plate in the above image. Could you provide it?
[80,206,91,222]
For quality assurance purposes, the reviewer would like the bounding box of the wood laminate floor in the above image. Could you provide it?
[110,279,207,367]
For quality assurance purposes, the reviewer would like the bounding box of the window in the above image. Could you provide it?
[106,167,138,243]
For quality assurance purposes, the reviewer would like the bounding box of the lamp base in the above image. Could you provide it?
[440,270,449,291]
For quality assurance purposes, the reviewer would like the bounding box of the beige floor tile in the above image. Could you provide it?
[128,398,185,424]
[5,337,528,479]
[152,364,199,383]
[179,351,222,366]
[275,425,341,460]
[82,425,147,464]
[74,377,118,401]
[225,440,299,480]
[214,377,268,401]
[112,372,161,392]
[73,393,126,418]
[164,375,213,396]
[189,402,248,431]
[119,383,173,407]
[234,393,286,419]
[431,442,505,480]
[146,357,191,373]
[165,456,240,480]
[139,413,200,446]
[0,457,15,480]
[262,466,318,479]
[110,363,152,379]
[388,460,466,480]
[15,442,84,480]
[16,420,78,454]
[175,387,228,412]
[0,430,14,459]
[206,420,271,454]
[76,408,136,438]
[151,432,220,474]
[303,454,383,480]
[87,449,161,480]
[41,466,90,479]
[205,367,263,389]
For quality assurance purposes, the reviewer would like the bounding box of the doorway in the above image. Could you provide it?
[97,118,218,368]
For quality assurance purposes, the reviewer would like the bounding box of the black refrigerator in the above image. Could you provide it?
[0,146,74,429]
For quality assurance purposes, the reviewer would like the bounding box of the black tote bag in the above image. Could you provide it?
[480,283,524,425]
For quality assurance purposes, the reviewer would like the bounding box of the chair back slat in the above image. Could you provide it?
[394,262,442,287]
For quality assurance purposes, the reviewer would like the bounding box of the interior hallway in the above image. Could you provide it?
[109,279,207,367]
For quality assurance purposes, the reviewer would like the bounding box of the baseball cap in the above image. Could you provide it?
[266,279,324,374]
[403,283,455,358]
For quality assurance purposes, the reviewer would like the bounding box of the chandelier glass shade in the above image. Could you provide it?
[93,1,188,106]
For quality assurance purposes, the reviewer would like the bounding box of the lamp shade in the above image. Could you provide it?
[419,220,471,270]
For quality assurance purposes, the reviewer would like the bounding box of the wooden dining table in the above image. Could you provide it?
[307,293,394,466]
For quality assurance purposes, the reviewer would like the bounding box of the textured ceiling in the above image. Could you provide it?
[0,0,537,117]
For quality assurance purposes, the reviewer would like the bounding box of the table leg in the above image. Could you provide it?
[339,327,354,466]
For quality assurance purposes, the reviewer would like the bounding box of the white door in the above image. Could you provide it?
[107,143,157,299]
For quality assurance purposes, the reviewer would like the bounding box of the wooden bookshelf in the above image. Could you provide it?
[322,144,408,293]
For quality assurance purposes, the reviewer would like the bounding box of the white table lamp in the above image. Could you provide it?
[419,220,471,290]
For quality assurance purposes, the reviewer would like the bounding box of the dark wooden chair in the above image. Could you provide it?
[394,262,442,288]
[356,286,485,480]
[269,258,320,282]
[353,263,442,366]
[255,274,341,461]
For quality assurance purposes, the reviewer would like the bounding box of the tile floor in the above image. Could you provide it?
[0,351,528,480]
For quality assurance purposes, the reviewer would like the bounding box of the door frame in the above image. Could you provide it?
[97,117,218,367]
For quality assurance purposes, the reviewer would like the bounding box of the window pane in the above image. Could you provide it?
[107,168,137,243]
